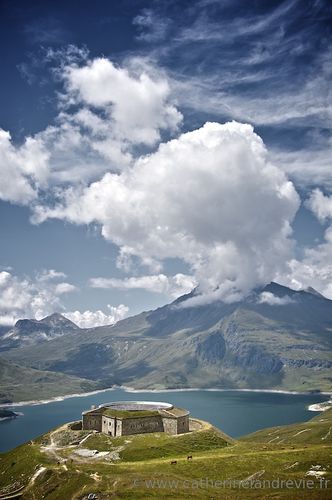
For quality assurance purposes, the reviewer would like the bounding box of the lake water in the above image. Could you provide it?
[0,388,328,452]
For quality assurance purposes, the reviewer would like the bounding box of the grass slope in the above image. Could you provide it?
[241,407,332,445]
[0,358,102,403]
[0,411,331,498]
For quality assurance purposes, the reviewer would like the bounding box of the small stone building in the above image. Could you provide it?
[82,401,190,437]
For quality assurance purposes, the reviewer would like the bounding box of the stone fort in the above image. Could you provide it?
[82,401,190,437]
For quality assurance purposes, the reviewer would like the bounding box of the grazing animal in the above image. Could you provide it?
[187,455,193,460]
[170,460,177,465]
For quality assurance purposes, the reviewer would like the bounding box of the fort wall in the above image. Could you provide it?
[176,415,190,434]
[82,402,190,436]
[82,410,102,432]
[121,415,164,435]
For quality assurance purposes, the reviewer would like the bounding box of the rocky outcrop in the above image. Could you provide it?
[281,358,332,369]
[223,321,283,374]
[195,331,226,364]
[230,346,283,374]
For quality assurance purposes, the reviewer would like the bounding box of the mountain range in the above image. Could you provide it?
[0,282,332,402]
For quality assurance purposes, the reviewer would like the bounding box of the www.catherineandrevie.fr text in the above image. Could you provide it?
[132,477,330,490]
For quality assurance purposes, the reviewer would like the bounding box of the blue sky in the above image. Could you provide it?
[0,0,331,327]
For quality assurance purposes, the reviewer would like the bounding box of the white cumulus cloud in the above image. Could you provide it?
[307,189,332,222]
[0,54,182,204]
[277,190,332,299]
[63,304,129,328]
[64,57,182,146]
[0,268,128,328]
[0,129,49,204]
[0,269,77,325]
[33,121,300,302]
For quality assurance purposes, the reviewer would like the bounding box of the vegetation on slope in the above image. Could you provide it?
[0,358,102,403]
[2,282,332,398]
[241,407,332,445]
[0,411,331,498]
[102,408,160,419]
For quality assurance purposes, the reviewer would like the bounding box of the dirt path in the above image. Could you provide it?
[29,467,46,485]
[40,424,69,461]
[41,425,94,462]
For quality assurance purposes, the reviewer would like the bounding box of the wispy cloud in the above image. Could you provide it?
[133,8,170,42]
[24,17,70,45]
[133,0,332,188]
[90,273,196,298]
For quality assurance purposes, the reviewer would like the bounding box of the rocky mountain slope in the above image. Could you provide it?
[0,313,79,351]
[1,282,332,394]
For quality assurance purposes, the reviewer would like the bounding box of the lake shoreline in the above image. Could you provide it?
[2,385,332,408]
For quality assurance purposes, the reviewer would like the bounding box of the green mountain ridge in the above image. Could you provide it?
[1,282,332,400]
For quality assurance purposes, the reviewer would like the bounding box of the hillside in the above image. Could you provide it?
[0,410,331,498]
[1,282,332,397]
[0,359,102,404]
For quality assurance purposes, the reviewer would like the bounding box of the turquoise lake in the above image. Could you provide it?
[0,388,328,452]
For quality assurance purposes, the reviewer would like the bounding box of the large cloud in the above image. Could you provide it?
[33,121,300,302]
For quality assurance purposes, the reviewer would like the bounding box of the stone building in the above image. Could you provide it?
[82,401,190,437]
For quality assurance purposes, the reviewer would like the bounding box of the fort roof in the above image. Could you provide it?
[82,401,189,420]
[159,407,189,418]
[99,401,174,411]
[102,408,160,419]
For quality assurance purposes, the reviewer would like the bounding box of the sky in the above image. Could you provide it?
[0,0,331,327]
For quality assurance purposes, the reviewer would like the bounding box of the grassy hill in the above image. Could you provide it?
[0,411,331,498]
[241,407,332,446]
[0,358,103,403]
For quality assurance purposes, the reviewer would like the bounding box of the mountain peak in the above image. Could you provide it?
[304,286,325,299]
[39,313,79,328]
[44,312,63,319]
[262,282,296,296]
[1,313,80,352]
